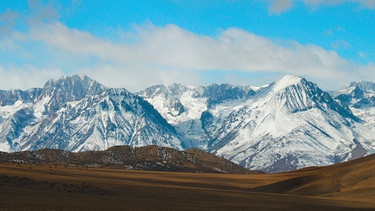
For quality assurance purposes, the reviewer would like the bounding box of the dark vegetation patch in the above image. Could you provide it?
[0,174,115,195]
[0,145,261,174]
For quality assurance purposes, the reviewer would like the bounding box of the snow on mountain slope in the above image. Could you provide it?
[0,75,184,152]
[1,75,375,173]
[0,88,42,106]
[332,81,375,132]
[140,75,375,172]
[138,83,256,149]
[207,76,374,172]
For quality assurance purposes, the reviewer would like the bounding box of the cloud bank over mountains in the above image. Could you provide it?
[0,1,374,91]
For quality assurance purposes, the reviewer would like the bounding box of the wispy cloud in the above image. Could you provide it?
[331,40,351,50]
[268,0,293,14]
[31,22,344,74]
[266,0,375,14]
[0,9,20,37]
[27,0,60,23]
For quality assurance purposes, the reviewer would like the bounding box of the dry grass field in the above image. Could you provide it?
[1,154,375,210]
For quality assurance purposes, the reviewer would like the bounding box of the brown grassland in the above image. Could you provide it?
[1,154,375,210]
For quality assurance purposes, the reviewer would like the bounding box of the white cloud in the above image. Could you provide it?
[1,21,375,91]
[29,23,360,83]
[0,65,63,90]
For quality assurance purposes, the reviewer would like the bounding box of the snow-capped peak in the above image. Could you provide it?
[334,81,375,98]
[272,74,303,93]
[350,81,375,90]
[42,75,106,100]
[44,75,105,90]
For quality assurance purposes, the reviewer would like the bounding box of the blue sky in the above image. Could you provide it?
[1,0,375,91]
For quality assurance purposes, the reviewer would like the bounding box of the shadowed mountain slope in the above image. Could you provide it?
[251,153,375,202]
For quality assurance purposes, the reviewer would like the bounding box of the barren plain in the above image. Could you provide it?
[1,154,375,210]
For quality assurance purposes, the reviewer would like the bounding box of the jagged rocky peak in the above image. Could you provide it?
[43,75,106,98]
[139,83,194,98]
[0,88,42,106]
[349,81,375,94]
[332,81,375,108]
[166,83,193,96]
[139,82,257,110]
[202,83,255,107]
[335,81,375,99]
[138,84,168,97]
[0,75,106,107]
[39,75,107,111]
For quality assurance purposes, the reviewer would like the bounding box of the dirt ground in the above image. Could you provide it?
[1,162,374,210]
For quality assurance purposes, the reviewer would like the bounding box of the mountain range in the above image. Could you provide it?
[1,75,375,172]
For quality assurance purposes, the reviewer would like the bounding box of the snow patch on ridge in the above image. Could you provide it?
[272,74,302,93]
